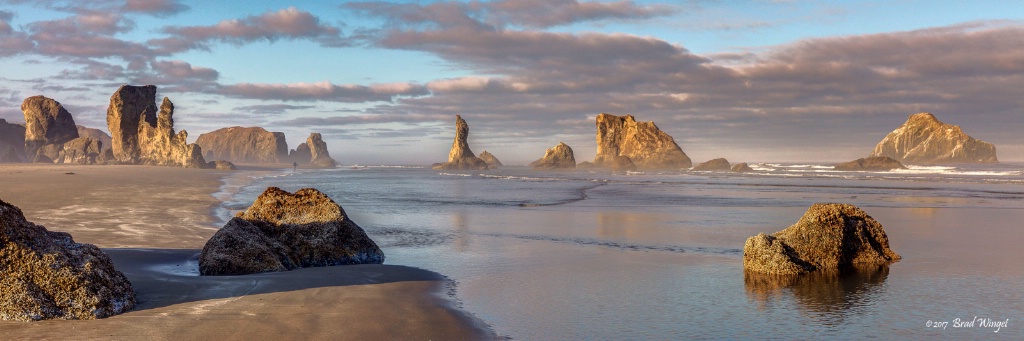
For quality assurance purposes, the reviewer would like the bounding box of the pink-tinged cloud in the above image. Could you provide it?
[346,0,672,29]
[150,60,219,81]
[217,81,429,102]
[156,7,347,53]
[122,0,189,17]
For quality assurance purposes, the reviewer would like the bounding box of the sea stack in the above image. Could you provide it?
[731,163,754,172]
[0,119,27,163]
[479,150,502,168]
[432,115,488,170]
[21,96,79,157]
[0,198,136,321]
[692,158,731,171]
[106,85,215,168]
[530,142,576,170]
[306,133,337,168]
[834,157,906,171]
[196,127,288,163]
[743,203,901,275]
[594,113,691,170]
[199,187,385,276]
[870,113,997,164]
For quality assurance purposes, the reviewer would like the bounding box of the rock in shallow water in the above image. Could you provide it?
[199,187,385,276]
[0,199,136,321]
[743,203,901,275]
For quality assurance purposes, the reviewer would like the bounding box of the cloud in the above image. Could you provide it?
[216,81,429,102]
[150,60,219,81]
[122,0,190,17]
[274,113,449,127]
[233,104,316,115]
[154,7,347,53]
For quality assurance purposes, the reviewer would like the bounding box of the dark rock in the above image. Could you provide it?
[31,154,53,164]
[306,133,337,168]
[743,203,901,275]
[21,96,79,157]
[288,143,312,165]
[834,157,907,171]
[52,137,103,165]
[530,142,576,170]
[693,158,731,171]
[0,119,26,163]
[196,127,288,164]
[199,187,385,276]
[870,112,997,164]
[731,163,754,172]
[206,160,238,170]
[0,198,135,321]
[432,115,488,170]
[594,113,691,170]
[576,161,597,169]
[478,150,502,168]
[76,126,112,153]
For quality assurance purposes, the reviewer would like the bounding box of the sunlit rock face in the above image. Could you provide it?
[432,115,488,171]
[870,112,997,164]
[594,113,691,170]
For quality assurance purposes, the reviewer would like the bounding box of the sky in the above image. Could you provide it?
[0,0,1022,165]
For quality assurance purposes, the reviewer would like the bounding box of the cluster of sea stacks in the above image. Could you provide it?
[1,187,383,321]
[833,112,997,170]
[0,84,338,169]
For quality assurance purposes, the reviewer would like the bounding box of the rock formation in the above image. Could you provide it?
[306,133,337,168]
[478,150,502,168]
[207,160,238,170]
[870,112,997,164]
[576,161,596,169]
[199,187,385,276]
[288,143,312,165]
[76,126,112,153]
[731,163,754,172]
[692,158,731,171]
[21,96,79,157]
[594,113,691,170]
[432,115,488,170]
[105,85,212,168]
[196,126,288,164]
[43,137,103,165]
[743,203,901,275]
[0,119,26,163]
[834,157,906,171]
[0,198,135,321]
[530,142,576,170]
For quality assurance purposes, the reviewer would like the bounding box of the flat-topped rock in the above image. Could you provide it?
[0,198,136,321]
[693,158,731,171]
[199,187,385,276]
[743,203,901,275]
[834,157,906,171]
[530,142,576,170]
[432,115,488,170]
[594,113,691,170]
[22,96,79,157]
[0,119,26,163]
[196,126,288,163]
[870,112,997,164]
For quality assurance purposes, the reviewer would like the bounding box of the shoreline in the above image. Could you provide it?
[0,163,497,339]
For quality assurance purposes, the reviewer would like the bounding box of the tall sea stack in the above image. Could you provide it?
[594,113,691,170]
[432,115,488,170]
[869,113,997,164]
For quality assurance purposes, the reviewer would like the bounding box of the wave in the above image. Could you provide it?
[438,172,473,177]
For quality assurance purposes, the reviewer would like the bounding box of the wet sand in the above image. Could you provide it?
[0,164,495,340]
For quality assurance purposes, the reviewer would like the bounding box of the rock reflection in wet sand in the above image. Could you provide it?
[745,265,890,325]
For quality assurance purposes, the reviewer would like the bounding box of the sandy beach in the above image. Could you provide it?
[0,164,495,340]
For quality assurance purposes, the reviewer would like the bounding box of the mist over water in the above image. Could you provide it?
[222,163,1024,339]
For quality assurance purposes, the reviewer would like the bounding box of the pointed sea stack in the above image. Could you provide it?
[870,113,997,164]
[594,113,691,170]
[307,133,337,168]
[106,85,214,168]
[432,115,488,170]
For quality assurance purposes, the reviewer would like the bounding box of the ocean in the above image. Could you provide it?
[217,163,1024,339]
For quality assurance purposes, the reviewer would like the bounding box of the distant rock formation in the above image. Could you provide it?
[207,160,238,170]
[432,115,488,170]
[21,96,79,157]
[0,198,135,321]
[479,150,502,168]
[693,158,731,171]
[41,137,103,165]
[196,126,288,164]
[199,187,385,276]
[76,126,112,153]
[731,163,754,172]
[306,133,337,168]
[0,119,26,163]
[743,203,901,275]
[594,113,691,170]
[834,157,906,171]
[288,143,312,165]
[870,113,997,164]
[530,142,576,170]
[576,161,596,169]
[105,85,212,168]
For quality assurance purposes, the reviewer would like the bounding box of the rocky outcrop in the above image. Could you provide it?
[76,126,112,153]
[743,203,901,275]
[21,96,79,157]
[106,85,210,168]
[206,160,238,170]
[731,163,754,172]
[530,142,576,170]
[196,127,288,164]
[306,133,337,168]
[432,115,488,170]
[287,143,312,165]
[576,161,596,169]
[0,119,26,163]
[594,113,691,170]
[693,158,731,171]
[199,187,385,276]
[478,150,502,168]
[834,157,906,171]
[46,137,103,165]
[870,113,997,164]
[0,198,135,321]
